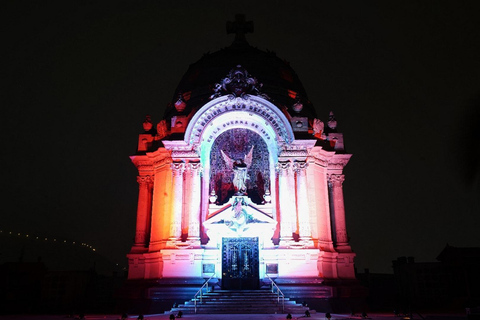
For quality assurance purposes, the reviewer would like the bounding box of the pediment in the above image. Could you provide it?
[204,196,277,240]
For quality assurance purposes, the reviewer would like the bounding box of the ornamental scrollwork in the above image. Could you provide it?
[276,160,290,175]
[210,65,269,100]
[137,175,153,187]
[327,174,345,188]
[293,161,308,173]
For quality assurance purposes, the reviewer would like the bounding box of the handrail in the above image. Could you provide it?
[193,273,216,314]
[265,274,285,313]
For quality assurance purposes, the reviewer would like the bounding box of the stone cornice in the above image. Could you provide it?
[327,154,352,170]
[308,146,335,167]
[171,150,200,159]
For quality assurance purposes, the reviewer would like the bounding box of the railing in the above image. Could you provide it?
[193,273,216,314]
[265,274,285,312]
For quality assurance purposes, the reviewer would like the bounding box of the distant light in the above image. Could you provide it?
[64,240,66,243]
[9,232,12,234]
[53,239,56,241]
[45,238,47,240]
[36,237,39,239]
[93,249,96,251]
[26,235,29,237]
[18,233,21,236]
[73,242,76,244]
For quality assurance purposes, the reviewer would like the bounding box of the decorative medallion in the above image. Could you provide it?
[210,65,269,100]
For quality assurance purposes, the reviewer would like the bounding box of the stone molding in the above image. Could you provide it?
[171,150,199,158]
[185,95,294,146]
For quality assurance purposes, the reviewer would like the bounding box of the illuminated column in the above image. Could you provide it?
[277,161,293,242]
[134,175,153,248]
[170,162,184,240]
[187,162,202,241]
[328,174,350,250]
[294,161,311,240]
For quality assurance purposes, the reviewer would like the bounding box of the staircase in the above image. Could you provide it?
[166,289,315,314]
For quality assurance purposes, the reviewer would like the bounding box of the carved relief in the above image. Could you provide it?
[156,120,168,139]
[293,161,308,174]
[313,118,324,136]
[171,150,199,158]
[210,65,269,100]
[137,175,153,187]
[187,162,202,176]
[171,162,185,176]
[279,150,308,157]
[276,160,290,176]
[189,96,291,145]
[327,159,350,169]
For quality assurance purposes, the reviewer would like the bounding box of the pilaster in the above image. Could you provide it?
[294,161,313,246]
[132,175,153,252]
[328,174,351,252]
[187,161,202,245]
[277,160,295,245]
[169,162,185,242]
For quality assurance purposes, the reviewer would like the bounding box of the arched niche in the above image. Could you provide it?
[210,128,270,204]
[183,94,293,219]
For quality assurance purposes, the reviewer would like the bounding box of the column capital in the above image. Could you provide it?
[276,160,290,175]
[293,160,308,174]
[186,161,202,176]
[137,175,153,186]
[171,161,185,176]
[327,174,345,188]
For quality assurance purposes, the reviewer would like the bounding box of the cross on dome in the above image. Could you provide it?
[226,14,254,44]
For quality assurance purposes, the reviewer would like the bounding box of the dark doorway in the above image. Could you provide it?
[222,237,259,289]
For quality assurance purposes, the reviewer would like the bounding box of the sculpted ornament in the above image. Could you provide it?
[137,175,153,187]
[142,115,153,132]
[225,197,256,235]
[171,162,185,176]
[221,146,254,195]
[293,161,308,173]
[276,160,290,175]
[156,120,168,139]
[210,65,269,100]
[312,118,324,136]
[327,174,345,188]
[187,162,202,175]
[327,111,337,131]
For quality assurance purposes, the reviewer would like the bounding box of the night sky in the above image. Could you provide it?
[2,1,479,273]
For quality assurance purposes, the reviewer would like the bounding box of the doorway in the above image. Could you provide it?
[221,237,259,289]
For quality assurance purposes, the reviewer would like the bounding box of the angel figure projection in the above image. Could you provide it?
[220,146,254,195]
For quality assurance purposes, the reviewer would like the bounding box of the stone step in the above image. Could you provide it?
[165,289,314,314]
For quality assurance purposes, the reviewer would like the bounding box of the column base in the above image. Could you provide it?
[335,243,353,253]
[279,237,294,248]
[299,237,315,248]
[129,244,149,254]
[186,237,201,247]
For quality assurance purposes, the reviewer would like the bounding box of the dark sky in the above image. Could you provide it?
[2,1,479,273]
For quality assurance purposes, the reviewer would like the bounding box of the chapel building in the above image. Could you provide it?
[125,15,360,311]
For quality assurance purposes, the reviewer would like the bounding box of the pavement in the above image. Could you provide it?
[0,314,469,320]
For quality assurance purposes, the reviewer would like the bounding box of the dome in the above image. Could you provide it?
[163,40,317,125]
